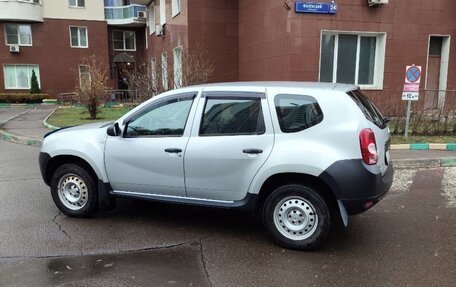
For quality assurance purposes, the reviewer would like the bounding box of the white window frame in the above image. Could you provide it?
[4,24,32,46]
[160,0,166,25]
[319,30,386,90]
[69,26,88,48]
[69,0,85,8]
[161,52,168,91]
[173,46,183,88]
[112,30,136,51]
[172,0,180,18]
[149,2,156,35]
[151,57,158,89]
[78,65,91,87]
[3,64,40,90]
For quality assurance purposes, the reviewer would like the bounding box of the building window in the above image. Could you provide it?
[3,65,40,89]
[172,0,180,17]
[5,24,32,46]
[319,31,386,89]
[69,0,85,8]
[113,30,136,51]
[161,52,168,91]
[159,0,166,25]
[70,26,88,48]
[149,2,156,35]
[79,65,91,87]
[173,46,182,88]
[21,0,40,4]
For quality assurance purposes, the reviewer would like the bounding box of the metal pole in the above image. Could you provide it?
[404,100,412,137]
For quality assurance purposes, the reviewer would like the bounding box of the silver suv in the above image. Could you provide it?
[39,82,393,250]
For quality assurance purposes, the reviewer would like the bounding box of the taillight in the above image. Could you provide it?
[359,128,378,165]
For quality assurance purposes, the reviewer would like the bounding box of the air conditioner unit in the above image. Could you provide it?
[137,11,146,19]
[9,45,20,53]
[368,0,388,6]
[156,24,165,37]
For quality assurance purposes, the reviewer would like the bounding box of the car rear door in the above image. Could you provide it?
[184,90,274,201]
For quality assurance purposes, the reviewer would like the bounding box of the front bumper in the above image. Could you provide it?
[39,152,51,185]
[319,160,394,215]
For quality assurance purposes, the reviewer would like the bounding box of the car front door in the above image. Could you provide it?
[104,92,197,196]
[184,91,274,201]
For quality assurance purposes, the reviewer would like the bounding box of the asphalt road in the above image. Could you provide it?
[1,140,456,286]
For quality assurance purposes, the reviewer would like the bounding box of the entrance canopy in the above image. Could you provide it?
[112,52,136,64]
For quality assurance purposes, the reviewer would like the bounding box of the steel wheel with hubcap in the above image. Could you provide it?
[263,184,331,250]
[51,164,98,217]
[58,174,89,210]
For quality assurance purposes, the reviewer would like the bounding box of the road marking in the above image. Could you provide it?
[389,169,417,196]
[442,167,456,208]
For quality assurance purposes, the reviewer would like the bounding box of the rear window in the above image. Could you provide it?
[347,89,386,129]
[275,94,323,133]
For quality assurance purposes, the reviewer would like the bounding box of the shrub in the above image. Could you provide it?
[30,69,41,94]
[0,93,49,103]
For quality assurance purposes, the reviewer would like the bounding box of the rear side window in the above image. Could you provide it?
[200,97,265,136]
[274,94,323,133]
[347,89,386,129]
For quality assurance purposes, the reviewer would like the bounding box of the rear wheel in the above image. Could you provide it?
[263,184,331,250]
[50,164,98,217]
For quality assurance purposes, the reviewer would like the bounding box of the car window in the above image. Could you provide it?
[274,94,323,133]
[126,95,194,137]
[347,89,386,129]
[200,97,265,136]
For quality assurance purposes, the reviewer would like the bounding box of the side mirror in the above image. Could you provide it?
[107,122,121,136]
[383,117,390,125]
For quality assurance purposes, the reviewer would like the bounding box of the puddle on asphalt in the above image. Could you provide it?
[0,242,209,287]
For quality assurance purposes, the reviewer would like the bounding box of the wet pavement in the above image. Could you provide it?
[0,106,53,139]
[1,140,456,286]
[0,244,209,287]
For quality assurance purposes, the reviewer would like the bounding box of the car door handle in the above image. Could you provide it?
[243,148,263,154]
[165,148,182,153]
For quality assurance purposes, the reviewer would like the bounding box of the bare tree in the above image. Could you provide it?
[125,43,214,105]
[177,43,214,88]
[77,55,110,119]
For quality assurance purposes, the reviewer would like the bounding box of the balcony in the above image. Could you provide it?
[105,4,146,27]
[0,0,43,22]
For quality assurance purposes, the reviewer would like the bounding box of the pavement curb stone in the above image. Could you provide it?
[0,129,42,147]
[42,107,60,130]
[391,143,456,150]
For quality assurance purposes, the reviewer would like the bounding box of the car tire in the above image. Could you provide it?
[263,184,331,251]
[50,164,98,218]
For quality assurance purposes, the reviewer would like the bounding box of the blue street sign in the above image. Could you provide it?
[295,2,337,14]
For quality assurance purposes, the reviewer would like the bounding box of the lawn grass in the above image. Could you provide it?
[391,135,456,144]
[47,106,132,127]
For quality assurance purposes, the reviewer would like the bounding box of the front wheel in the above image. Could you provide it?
[50,164,98,217]
[263,184,331,251]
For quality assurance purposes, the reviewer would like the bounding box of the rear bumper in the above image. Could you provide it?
[319,160,394,215]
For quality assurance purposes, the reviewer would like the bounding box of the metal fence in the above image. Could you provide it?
[57,90,139,106]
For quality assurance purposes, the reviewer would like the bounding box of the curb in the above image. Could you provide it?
[392,157,456,168]
[0,129,42,147]
[391,143,456,151]
[42,107,60,130]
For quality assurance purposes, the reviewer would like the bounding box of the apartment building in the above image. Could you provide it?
[1,0,455,109]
